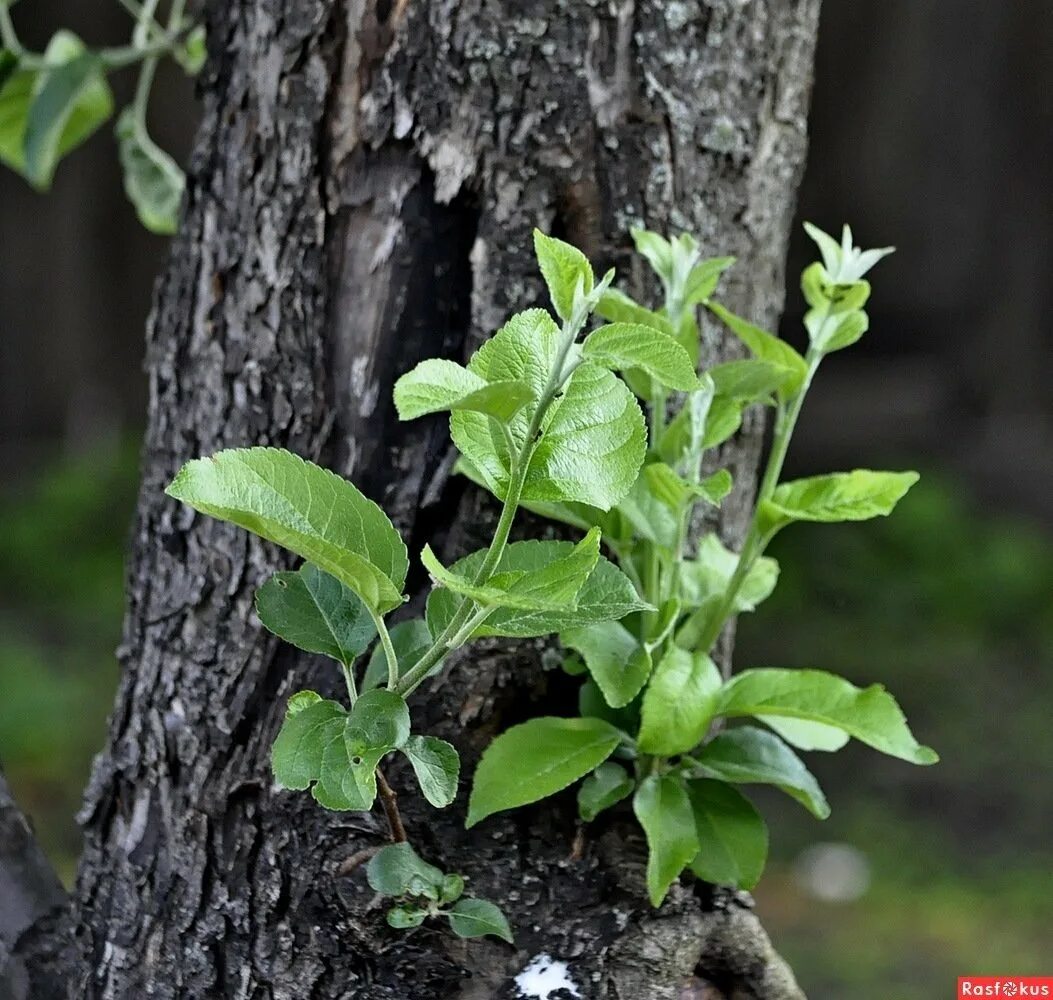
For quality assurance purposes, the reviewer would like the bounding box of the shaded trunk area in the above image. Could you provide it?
[11,1,822,997]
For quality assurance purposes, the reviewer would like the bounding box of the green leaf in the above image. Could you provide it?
[757,716,849,752]
[525,361,647,511]
[534,229,594,321]
[616,470,680,548]
[683,256,735,307]
[760,469,919,535]
[816,309,869,353]
[450,309,562,499]
[637,648,721,756]
[467,717,621,827]
[440,873,465,904]
[426,539,650,640]
[686,779,768,889]
[578,678,640,734]
[644,463,732,513]
[658,393,742,467]
[349,688,410,749]
[561,620,652,708]
[115,108,184,234]
[803,221,894,284]
[270,694,399,811]
[174,25,207,75]
[386,905,427,929]
[578,761,634,822]
[400,735,460,808]
[691,725,830,819]
[0,60,34,172]
[255,564,376,665]
[633,775,698,906]
[595,288,672,333]
[801,261,872,317]
[271,697,345,790]
[394,358,534,421]
[708,359,795,403]
[367,842,444,898]
[630,227,674,285]
[23,33,113,190]
[582,323,700,391]
[286,689,323,715]
[421,527,600,612]
[362,618,433,692]
[679,534,779,613]
[716,669,938,764]
[166,447,408,613]
[446,898,514,943]
[706,302,808,400]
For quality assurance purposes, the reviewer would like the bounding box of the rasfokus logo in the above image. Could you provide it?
[958,978,1053,998]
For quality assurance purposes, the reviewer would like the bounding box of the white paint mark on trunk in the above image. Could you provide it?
[514,954,582,1000]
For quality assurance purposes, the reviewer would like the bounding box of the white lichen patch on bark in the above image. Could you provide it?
[515,953,582,1000]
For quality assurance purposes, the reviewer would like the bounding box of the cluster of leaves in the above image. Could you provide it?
[366,843,513,942]
[0,0,203,232]
[165,223,935,940]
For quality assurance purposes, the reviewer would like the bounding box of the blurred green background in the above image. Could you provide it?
[1,1,1050,997]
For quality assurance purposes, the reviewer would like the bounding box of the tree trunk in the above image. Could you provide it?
[9,1,822,997]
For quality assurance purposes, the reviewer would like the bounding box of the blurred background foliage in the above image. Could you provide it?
[1,0,1050,996]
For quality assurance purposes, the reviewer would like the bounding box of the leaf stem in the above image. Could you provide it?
[368,609,401,690]
[396,302,588,696]
[676,328,826,654]
[0,2,23,57]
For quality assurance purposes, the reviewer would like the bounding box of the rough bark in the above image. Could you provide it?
[10,2,821,997]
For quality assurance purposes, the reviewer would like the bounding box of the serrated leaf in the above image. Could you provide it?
[446,898,514,943]
[362,618,433,692]
[534,229,593,321]
[578,678,640,734]
[633,775,698,906]
[578,761,634,822]
[400,735,460,808]
[426,539,650,640]
[686,779,768,889]
[367,842,444,897]
[467,717,621,827]
[393,357,534,421]
[637,648,721,756]
[708,359,795,402]
[561,620,652,709]
[450,309,562,499]
[115,108,184,234]
[314,724,384,810]
[421,527,600,612]
[256,564,376,665]
[716,669,938,764]
[757,716,849,752]
[582,323,699,391]
[707,302,808,400]
[166,447,408,613]
[691,725,830,819]
[525,361,647,511]
[761,469,919,535]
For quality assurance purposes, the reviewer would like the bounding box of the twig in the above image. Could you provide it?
[336,845,381,877]
[376,768,407,843]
